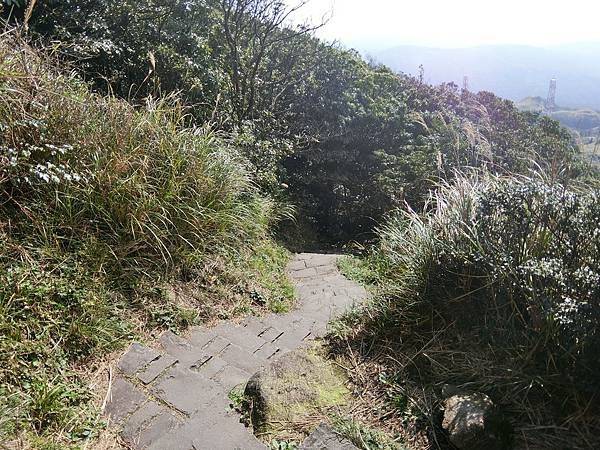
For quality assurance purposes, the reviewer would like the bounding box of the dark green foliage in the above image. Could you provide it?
[10,0,224,121]
[285,70,581,242]
[4,1,582,244]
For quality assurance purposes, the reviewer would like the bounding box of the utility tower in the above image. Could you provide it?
[545,78,557,112]
[462,76,469,92]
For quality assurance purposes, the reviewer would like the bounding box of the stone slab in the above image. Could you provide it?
[292,267,318,279]
[160,330,193,361]
[137,354,178,385]
[215,324,268,353]
[299,423,359,450]
[105,376,147,422]
[219,343,263,374]
[152,368,222,415]
[212,364,251,390]
[118,343,160,375]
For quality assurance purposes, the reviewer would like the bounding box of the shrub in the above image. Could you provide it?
[361,173,600,448]
[0,36,274,277]
[381,174,600,375]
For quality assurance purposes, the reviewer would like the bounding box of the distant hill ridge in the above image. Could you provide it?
[516,96,600,135]
[372,43,600,110]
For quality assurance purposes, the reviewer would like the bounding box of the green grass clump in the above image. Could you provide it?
[337,255,380,287]
[332,416,407,450]
[0,33,290,446]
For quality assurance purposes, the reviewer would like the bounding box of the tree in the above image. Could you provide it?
[217,0,325,124]
[4,0,224,120]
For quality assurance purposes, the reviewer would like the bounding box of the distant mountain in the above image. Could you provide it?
[371,44,600,110]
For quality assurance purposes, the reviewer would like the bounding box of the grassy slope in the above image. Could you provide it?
[0,34,293,447]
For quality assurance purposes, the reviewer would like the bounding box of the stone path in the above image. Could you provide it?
[104,253,367,450]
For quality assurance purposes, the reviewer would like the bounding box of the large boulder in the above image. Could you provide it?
[244,349,349,437]
[442,393,503,450]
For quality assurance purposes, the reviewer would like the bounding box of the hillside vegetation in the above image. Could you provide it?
[0,32,291,447]
[1,0,598,448]
[338,174,600,448]
[373,43,600,110]
[517,97,600,165]
[4,0,585,242]
[518,96,600,133]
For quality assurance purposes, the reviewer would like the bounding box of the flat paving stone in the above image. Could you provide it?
[193,354,228,378]
[122,400,181,448]
[257,325,285,343]
[252,341,282,360]
[241,316,271,335]
[288,259,307,271]
[107,252,369,448]
[118,343,160,375]
[215,324,268,352]
[212,364,251,390]
[293,267,318,278]
[219,343,263,373]
[105,376,147,422]
[137,354,178,385]
[160,330,194,360]
[151,367,223,415]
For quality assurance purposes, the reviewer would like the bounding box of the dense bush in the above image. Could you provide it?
[1,33,274,276]
[285,76,582,242]
[360,174,600,447]
[379,175,600,376]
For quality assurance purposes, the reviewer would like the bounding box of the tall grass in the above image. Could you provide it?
[0,31,289,446]
[0,33,276,277]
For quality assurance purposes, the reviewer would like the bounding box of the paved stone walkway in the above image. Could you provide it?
[104,253,367,450]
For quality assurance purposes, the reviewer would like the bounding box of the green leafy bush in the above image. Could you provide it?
[380,175,600,378]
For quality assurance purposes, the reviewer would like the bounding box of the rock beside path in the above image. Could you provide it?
[442,392,502,450]
[299,423,359,450]
[245,348,349,436]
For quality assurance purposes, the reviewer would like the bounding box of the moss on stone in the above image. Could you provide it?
[245,346,350,440]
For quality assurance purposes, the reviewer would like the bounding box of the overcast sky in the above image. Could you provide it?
[289,0,600,50]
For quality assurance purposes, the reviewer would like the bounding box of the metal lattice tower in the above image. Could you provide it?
[462,76,469,92]
[545,78,557,111]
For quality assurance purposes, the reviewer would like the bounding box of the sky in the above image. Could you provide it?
[288,0,600,51]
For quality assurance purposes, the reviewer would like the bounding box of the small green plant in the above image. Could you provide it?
[337,255,380,286]
[228,385,248,411]
[270,439,298,450]
[332,416,407,450]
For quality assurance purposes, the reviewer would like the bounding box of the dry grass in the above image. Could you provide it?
[330,314,600,449]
